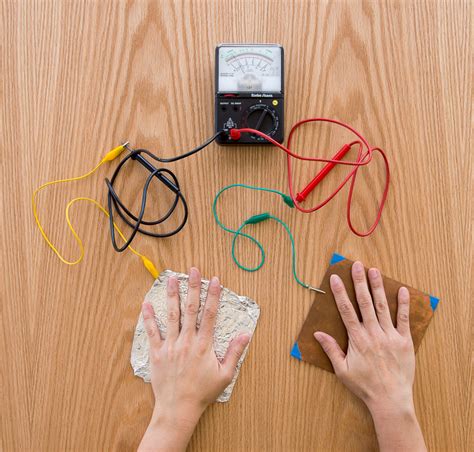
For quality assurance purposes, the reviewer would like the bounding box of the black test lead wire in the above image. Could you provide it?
[105,131,224,252]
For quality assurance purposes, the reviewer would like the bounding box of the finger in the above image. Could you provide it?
[330,274,361,337]
[166,276,181,341]
[182,267,202,335]
[368,267,394,331]
[142,302,163,349]
[314,332,345,373]
[396,287,411,336]
[351,261,378,330]
[222,333,251,377]
[199,276,221,340]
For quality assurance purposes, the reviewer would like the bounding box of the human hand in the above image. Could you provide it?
[138,268,251,452]
[314,261,426,451]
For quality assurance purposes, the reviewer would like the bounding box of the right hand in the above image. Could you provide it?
[314,261,426,451]
[313,262,416,413]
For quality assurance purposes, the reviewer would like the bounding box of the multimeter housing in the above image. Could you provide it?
[215,44,284,145]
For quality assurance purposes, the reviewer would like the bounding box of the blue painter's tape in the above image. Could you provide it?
[429,295,440,311]
[330,253,346,265]
[290,342,302,360]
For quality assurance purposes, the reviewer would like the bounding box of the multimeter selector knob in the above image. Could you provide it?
[243,104,279,139]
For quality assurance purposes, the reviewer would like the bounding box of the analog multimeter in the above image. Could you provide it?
[215,44,284,145]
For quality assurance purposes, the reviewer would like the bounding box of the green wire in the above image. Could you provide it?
[212,183,311,290]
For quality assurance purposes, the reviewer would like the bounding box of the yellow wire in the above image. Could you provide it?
[32,160,105,265]
[65,197,159,279]
[31,146,159,279]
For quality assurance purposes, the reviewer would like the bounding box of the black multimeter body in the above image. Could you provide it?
[215,44,284,145]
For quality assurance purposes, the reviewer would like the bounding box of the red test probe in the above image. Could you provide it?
[229,118,390,237]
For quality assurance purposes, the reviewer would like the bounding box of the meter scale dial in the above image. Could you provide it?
[217,45,282,93]
[226,52,273,73]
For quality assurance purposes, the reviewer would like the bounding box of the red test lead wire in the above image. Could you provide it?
[229,118,390,237]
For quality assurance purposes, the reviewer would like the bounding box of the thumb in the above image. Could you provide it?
[314,332,345,373]
[222,333,251,375]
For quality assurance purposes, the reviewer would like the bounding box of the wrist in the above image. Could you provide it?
[365,386,414,418]
[368,398,416,424]
[140,405,205,452]
[150,402,205,434]
[366,397,426,452]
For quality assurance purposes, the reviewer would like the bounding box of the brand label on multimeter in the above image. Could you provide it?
[215,44,284,145]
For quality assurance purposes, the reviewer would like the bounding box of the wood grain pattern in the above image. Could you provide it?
[1,1,471,450]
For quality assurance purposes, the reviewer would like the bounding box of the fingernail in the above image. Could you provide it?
[167,277,178,291]
[189,267,199,279]
[368,268,379,279]
[353,261,364,274]
[330,274,341,286]
[399,286,409,297]
[210,276,220,287]
[313,331,321,340]
[239,333,251,342]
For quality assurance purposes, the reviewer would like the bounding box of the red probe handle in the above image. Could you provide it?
[296,143,352,202]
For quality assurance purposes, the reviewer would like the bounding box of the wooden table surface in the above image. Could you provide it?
[1,1,471,451]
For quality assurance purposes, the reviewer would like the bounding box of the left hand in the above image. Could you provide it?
[138,267,251,452]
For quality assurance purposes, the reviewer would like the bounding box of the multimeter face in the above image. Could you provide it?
[217,45,282,93]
